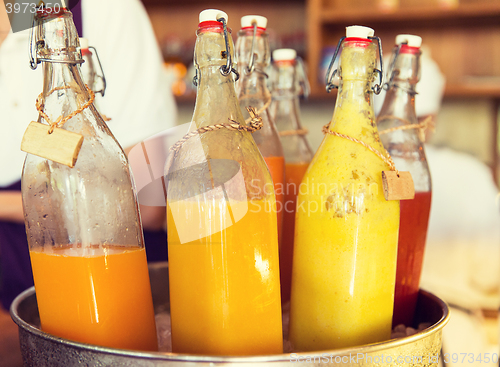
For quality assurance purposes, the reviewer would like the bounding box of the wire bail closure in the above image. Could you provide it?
[193,16,240,86]
[383,42,404,91]
[325,35,384,95]
[382,41,419,95]
[29,15,39,70]
[241,21,269,79]
[218,16,239,81]
[88,46,107,96]
[246,21,258,74]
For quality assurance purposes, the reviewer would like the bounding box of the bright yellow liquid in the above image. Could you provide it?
[30,246,158,351]
[167,199,283,355]
[289,42,399,350]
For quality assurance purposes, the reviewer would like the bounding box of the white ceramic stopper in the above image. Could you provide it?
[395,34,422,48]
[79,37,89,50]
[199,9,228,23]
[346,25,374,39]
[241,15,267,29]
[273,48,296,61]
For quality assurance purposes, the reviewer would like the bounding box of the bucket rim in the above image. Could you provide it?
[10,287,449,362]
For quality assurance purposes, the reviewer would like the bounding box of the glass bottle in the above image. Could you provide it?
[289,26,400,350]
[235,15,285,248]
[269,48,313,304]
[22,8,157,351]
[377,34,432,327]
[165,9,283,355]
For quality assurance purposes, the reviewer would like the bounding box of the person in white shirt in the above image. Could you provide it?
[0,0,176,309]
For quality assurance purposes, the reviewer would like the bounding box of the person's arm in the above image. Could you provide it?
[0,191,24,223]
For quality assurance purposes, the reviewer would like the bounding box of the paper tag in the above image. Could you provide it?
[21,122,84,168]
[381,171,415,201]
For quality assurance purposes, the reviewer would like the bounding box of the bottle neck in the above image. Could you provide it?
[330,40,378,141]
[193,59,244,129]
[378,85,418,124]
[272,96,302,131]
[378,51,420,124]
[270,61,302,130]
[33,9,82,65]
[236,31,271,106]
[333,78,375,128]
[238,71,270,106]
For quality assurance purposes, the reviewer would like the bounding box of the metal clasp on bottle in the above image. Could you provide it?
[88,46,107,96]
[218,16,239,81]
[29,15,40,70]
[325,36,384,95]
[383,41,404,91]
[243,21,269,78]
[193,16,240,87]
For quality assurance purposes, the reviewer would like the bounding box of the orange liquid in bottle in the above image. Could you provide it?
[393,191,432,326]
[280,162,309,303]
[264,156,285,247]
[167,199,283,355]
[30,246,158,351]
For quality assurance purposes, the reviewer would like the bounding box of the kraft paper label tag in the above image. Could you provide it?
[21,121,84,168]
[381,171,415,201]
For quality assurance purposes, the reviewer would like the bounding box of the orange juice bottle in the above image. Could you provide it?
[236,15,285,248]
[21,8,157,351]
[269,49,314,304]
[289,26,400,350]
[30,246,157,350]
[165,10,283,355]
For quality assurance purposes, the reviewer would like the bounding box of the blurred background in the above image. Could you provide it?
[146,0,500,183]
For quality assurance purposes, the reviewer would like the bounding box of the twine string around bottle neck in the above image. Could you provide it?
[322,122,399,176]
[377,115,434,142]
[242,92,272,125]
[36,85,95,134]
[240,91,308,137]
[165,106,263,177]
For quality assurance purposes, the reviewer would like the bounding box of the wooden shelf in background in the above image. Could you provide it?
[141,0,304,6]
[320,2,500,25]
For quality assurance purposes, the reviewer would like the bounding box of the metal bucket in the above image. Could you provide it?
[11,262,449,366]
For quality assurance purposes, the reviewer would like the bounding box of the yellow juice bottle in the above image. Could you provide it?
[165,9,283,355]
[289,26,400,350]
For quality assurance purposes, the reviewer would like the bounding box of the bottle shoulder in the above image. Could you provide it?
[166,127,274,201]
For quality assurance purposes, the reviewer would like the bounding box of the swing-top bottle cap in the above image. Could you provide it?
[79,37,89,50]
[199,9,228,24]
[273,48,296,61]
[345,25,374,39]
[241,15,267,30]
[79,37,91,56]
[395,34,422,48]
